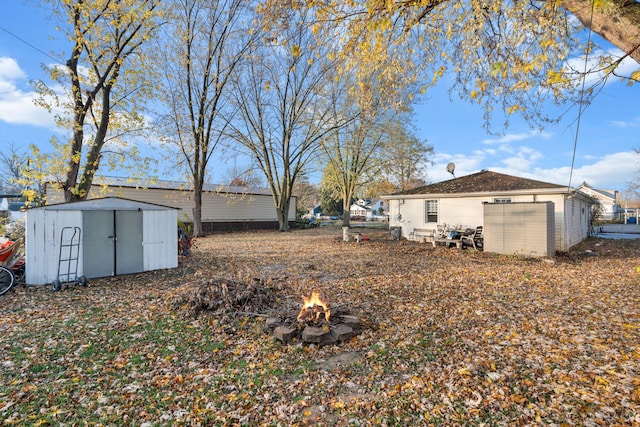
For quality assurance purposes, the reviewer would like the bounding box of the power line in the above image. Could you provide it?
[0,25,64,66]
[567,0,596,190]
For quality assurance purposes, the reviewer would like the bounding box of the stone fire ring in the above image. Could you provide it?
[265,315,362,346]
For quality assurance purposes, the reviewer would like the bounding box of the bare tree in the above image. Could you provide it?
[319,76,393,228]
[227,8,345,231]
[379,120,434,191]
[157,0,257,236]
[0,144,27,194]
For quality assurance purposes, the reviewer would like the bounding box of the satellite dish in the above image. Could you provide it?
[446,162,456,177]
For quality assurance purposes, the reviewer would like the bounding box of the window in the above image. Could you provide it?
[425,200,438,223]
[494,198,512,203]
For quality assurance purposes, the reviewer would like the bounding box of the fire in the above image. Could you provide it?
[297,290,331,323]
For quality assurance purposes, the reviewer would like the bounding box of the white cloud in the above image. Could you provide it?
[0,57,26,82]
[499,146,543,171]
[610,117,639,128]
[0,56,57,129]
[430,143,635,193]
[566,47,640,88]
[428,152,486,183]
[524,152,637,191]
[481,130,552,145]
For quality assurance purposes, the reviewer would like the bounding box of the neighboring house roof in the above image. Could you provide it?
[391,170,567,196]
[350,204,371,211]
[47,176,273,196]
[577,182,617,202]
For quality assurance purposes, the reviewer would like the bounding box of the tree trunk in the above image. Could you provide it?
[561,0,640,63]
[74,85,113,202]
[193,187,204,237]
[277,197,290,231]
[342,203,351,228]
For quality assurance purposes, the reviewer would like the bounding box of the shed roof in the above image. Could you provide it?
[30,197,178,211]
[91,176,272,196]
[388,170,568,196]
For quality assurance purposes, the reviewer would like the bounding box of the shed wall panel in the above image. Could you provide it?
[26,210,84,285]
[143,209,178,271]
[26,199,178,285]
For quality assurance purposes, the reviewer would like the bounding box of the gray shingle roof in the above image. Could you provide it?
[393,170,567,196]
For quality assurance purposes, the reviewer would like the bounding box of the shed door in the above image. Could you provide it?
[83,211,116,278]
[82,210,144,278]
[115,210,143,275]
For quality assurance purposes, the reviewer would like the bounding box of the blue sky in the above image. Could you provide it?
[1,2,639,195]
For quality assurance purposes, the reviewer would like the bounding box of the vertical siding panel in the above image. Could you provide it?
[483,202,554,257]
[26,209,83,285]
[143,210,178,271]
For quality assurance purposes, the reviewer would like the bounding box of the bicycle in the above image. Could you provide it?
[0,237,25,296]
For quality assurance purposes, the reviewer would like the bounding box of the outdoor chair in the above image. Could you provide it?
[462,226,483,250]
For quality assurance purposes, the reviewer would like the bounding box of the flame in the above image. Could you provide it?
[297,290,330,322]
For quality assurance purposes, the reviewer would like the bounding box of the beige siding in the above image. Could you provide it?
[484,202,555,257]
[46,184,296,222]
[561,197,591,249]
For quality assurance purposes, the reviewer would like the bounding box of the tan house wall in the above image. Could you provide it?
[45,183,296,230]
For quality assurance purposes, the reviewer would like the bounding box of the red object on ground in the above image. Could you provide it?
[0,241,15,262]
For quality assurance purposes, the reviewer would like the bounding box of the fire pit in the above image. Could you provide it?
[264,290,361,345]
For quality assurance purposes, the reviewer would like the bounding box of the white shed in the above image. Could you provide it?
[26,197,178,286]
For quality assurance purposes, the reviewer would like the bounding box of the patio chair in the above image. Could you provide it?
[462,226,483,250]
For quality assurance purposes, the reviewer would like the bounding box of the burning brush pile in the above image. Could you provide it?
[173,278,361,346]
[265,290,362,345]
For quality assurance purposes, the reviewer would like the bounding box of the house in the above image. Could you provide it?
[349,201,370,219]
[0,195,25,227]
[576,182,621,220]
[25,197,178,285]
[305,204,322,219]
[44,176,297,232]
[381,170,595,256]
[349,198,386,221]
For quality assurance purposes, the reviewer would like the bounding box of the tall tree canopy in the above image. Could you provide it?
[228,6,345,231]
[259,0,639,132]
[34,0,162,202]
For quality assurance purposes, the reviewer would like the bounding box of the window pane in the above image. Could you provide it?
[425,200,438,223]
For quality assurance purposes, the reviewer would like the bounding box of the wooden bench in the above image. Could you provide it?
[409,228,437,248]
[434,236,463,249]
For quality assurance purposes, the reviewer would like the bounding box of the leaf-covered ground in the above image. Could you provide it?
[1,228,639,426]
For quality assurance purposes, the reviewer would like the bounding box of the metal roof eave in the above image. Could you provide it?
[28,196,181,211]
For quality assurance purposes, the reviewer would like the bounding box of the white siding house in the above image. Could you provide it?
[577,182,621,221]
[382,170,595,255]
[25,197,178,286]
[45,177,297,232]
[350,198,386,221]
